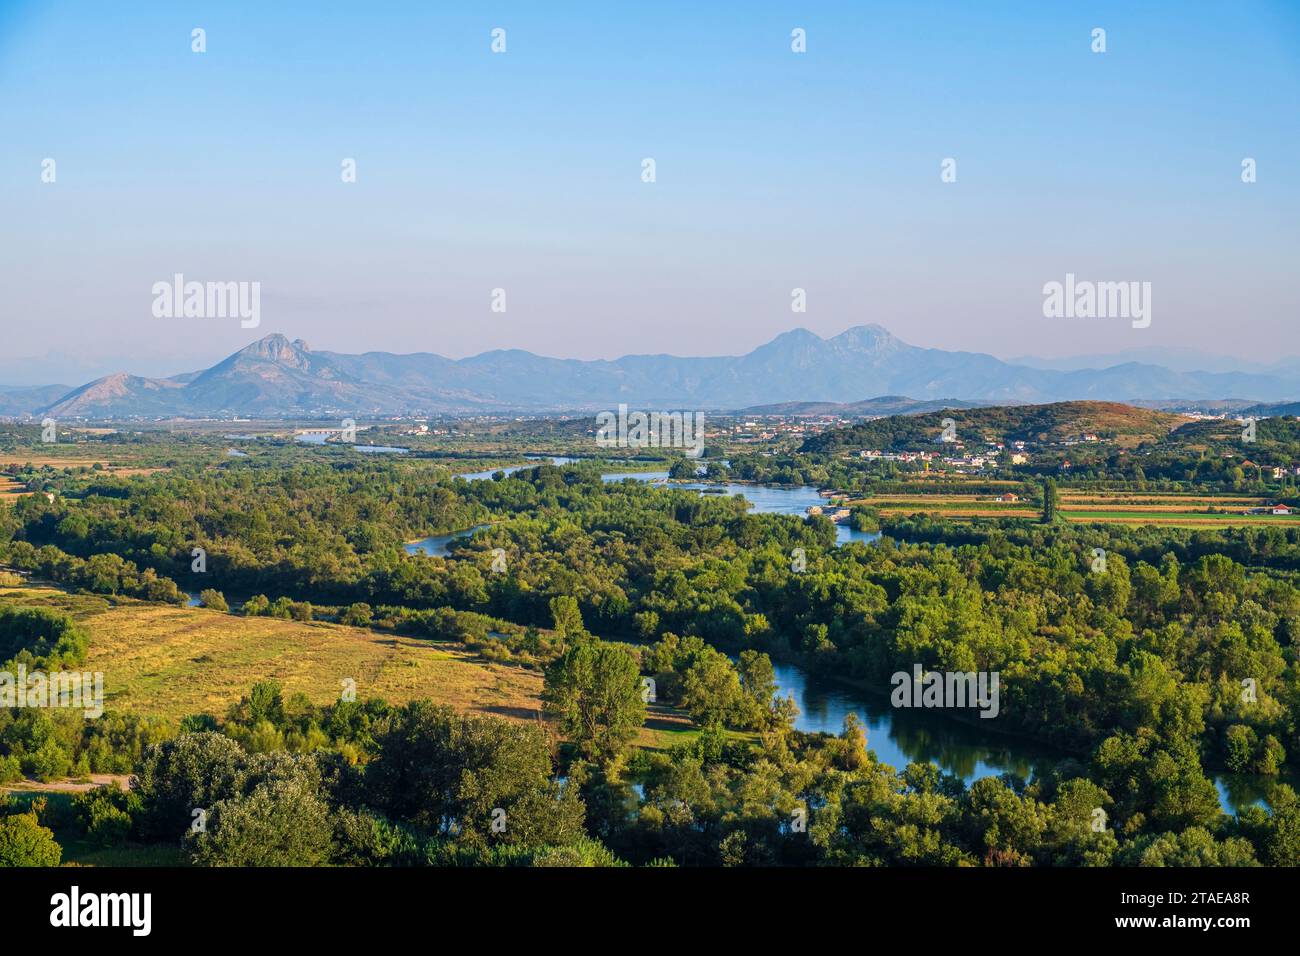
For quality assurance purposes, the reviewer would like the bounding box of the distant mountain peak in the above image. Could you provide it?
[238,333,311,369]
[771,327,820,342]
[829,324,902,353]
[28,324,1300,419]
[744,328,821,359]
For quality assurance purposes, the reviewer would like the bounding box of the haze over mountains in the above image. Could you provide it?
[12,325,1300,419]
[1006,346,1300,377]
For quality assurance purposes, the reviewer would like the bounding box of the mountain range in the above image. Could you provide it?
[11,326,1300,419]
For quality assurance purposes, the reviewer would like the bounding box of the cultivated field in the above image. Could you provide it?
[854,487,1300,528]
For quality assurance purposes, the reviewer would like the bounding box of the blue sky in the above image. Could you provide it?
[1,0,1297,384]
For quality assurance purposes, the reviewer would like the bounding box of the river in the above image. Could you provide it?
[413,463,1273,813]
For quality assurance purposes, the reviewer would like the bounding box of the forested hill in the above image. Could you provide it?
[800,401,1190,453]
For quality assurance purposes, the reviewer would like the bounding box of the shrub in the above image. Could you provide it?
[73,785,140,848]
[199,589,229,612]
[0,755,22,784]
[0,811,62,866]
[340,603,373,627]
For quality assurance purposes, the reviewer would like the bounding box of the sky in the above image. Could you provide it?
[1,0,1298,385]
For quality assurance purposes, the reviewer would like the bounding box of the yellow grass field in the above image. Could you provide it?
[0,584,693,749]
[0,585,543,724]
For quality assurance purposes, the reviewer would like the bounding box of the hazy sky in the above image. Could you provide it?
[2,1,1298,385]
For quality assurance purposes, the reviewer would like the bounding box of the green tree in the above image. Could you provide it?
[737,650,777,709]
[365,702,584,848]
[133,732,248,840]
[1259,785,1300,865]
[1118,827,1258,866]
[1224,724,1258,774]
[963,777,1049,866]
[669,458,700,480]
[1041,478,1060,524]
[188,754,331,867]
[549,595,586,641]
[679,649,747,729]
[543,640,645,759]
[1044,778,1118,866]
[837,712,869,770]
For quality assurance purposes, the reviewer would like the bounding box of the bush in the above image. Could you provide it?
[72,785,139,848]
[87,804,132,847]
[0,755,22,784]
[199,589,229,612]
[340,603,373,627]
[25,740,72,782]
[330,808,420,866]
[269,597,295,620]
[530,837,628,867]
[0,811,62,866]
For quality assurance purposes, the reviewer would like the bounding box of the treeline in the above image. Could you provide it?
[5,682,1298,867]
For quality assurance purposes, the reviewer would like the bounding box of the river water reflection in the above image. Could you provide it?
[422,463,1270,813]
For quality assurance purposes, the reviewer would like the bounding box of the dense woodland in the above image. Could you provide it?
[1,423,1299,866]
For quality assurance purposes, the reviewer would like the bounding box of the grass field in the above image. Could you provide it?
[0,583,692,750]
[0,584,544,724]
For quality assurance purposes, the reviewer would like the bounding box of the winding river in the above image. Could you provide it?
[407,462,1274,813]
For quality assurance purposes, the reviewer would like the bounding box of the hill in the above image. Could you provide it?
[737,395,992,417]
[0,384,72,417]
[1241,401,1300,418]
[800,401,1190,453]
